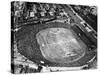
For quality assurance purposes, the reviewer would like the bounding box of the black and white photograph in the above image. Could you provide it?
[11,1,97,74]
